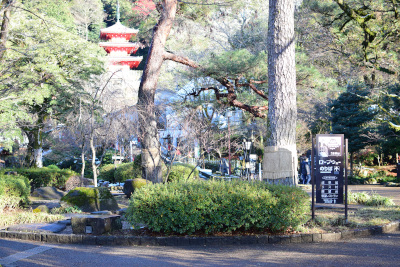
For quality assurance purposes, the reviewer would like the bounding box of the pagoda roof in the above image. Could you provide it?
[100,21,139,35]
[107,56,143,69]
[107,56,143,61]
[99,42,139,48]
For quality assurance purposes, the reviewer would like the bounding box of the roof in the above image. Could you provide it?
[100,21,139,35]
[99,42,139,48]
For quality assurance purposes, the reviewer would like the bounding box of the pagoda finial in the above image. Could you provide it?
[117,0,120,22]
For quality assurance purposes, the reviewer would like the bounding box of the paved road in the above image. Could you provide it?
[0,231,399,266]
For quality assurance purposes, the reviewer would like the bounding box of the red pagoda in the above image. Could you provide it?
[99,2,142,70]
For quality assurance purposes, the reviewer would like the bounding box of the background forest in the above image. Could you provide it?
[0,0,399,179]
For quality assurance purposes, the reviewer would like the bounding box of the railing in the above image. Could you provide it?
[183,158,263,180]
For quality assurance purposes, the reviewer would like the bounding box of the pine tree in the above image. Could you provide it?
[329,84,375,174]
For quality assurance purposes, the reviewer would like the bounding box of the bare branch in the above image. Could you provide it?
[163,51,199,68]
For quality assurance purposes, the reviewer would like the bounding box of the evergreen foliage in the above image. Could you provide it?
[126,180,310,235]
[9,167,77,191]
[0,173,31,209]
[329,84,375,154]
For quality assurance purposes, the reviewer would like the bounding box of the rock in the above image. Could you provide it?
[123,178,148,198]
[116,208,127,215]
[91,210,113,215]
[65,175,94,192]
[61,187,119,212]
[71,214,122,235]
[102,181,110,187]
[31,187,66,200]
[34,205,50,213]
[123,179,134,198]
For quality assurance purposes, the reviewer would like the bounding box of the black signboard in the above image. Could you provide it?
[315,134,344,204]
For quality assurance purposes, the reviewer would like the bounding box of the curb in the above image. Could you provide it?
[0,220,399,246]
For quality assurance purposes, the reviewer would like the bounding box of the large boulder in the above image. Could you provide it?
[61,187,119,212]
[71,214,122,235]
[65,175,94,192]
[123,178,149,198]
[31,187,66,200]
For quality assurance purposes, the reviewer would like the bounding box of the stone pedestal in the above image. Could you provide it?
[71,214,122,235]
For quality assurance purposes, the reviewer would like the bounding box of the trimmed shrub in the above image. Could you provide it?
[11,167,77,190]
[126,180,310,235]
[165,163,199,183]
[114,156,142,182]
[46,165,60,170]
[99,164,116,182]
[0,173,31,210]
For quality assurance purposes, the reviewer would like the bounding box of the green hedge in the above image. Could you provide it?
[166,163,199,183]
[126,180,310,235]
[98,164,116,182]
[114,162,142,182]
[0,173,31,209]
[9,167,77,190]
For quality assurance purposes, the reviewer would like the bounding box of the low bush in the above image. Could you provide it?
[0,173,30,211]
[114,162,141,182]
[10,167,77,190]
[348,191,395,206]
[348,175,365,185]
[165,163,199,183]
[99,164,116,182]
[50,205,82,214]
[126,180,310,235]
[46,165,60,170]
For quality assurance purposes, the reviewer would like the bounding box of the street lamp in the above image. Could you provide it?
[243,139,252,181]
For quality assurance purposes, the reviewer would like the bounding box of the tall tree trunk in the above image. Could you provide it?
[137,0,177,183]
[25,127,43,168]
[81,142,86,181]
[90,136,98,186]
[0,0,14,60]
[263,0,297,185]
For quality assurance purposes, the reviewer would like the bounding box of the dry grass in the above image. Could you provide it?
[0,209,64,229]
[301,206,400,233]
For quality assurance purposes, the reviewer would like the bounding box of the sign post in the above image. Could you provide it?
[312,134,348,220]
[311,137,315,220]
[315,134,344,204]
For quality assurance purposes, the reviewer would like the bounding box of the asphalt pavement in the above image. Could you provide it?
[1,183,399,266]
[0,230,399,266]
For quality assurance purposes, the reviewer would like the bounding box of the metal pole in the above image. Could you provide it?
[345,138,349,222]
[311,136,315,221]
